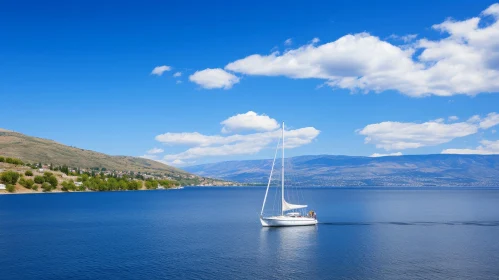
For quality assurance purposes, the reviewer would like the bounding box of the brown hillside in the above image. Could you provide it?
[0,130,187,176]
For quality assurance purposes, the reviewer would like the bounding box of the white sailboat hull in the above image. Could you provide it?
[260,216,318,227]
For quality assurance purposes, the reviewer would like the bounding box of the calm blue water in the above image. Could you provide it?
[1,187,499,280]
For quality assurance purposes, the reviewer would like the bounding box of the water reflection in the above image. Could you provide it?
[259,226,319,278]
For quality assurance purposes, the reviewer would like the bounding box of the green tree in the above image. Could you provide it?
[0,156,4,162]
[145,180,158,190]
[47,176,58,188]
[34,175,45,184]
[0,171,20,185]
[60,165,69,175]
[19,178,35,189]
[41,182,53,192]
[61,181,76,192]
[25,179,35,189]
[6,184,15,193]
[32,185,38,191]
[78,174,89,182]
[25,170,33,176]
[18,177,26,187]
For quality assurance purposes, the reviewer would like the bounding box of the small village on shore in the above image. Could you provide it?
[0,156,233,194]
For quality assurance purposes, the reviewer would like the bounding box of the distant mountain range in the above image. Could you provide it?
[184,154,499,187]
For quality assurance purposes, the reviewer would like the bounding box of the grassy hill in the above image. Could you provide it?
[0,129,229,186]
[0,129,183,175]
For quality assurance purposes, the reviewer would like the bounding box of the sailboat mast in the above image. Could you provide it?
[260,137,280,216]
[281,122,284,216]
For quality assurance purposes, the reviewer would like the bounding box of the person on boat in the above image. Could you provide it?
[308,211,314,218]
[308,210,317,219]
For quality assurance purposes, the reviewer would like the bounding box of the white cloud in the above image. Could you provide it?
[154,112,319,162]
[189,68,240,89]
[388,34,418,43]
[493,129,497,134]
[358,112,499,151]
[161,127,319,161]
[151,65,171,76]
[168,159,191,166]
[369,152,403,157]
[448,116,459,122]
[220,111,280,133]
[442,140,499,154]
[146,147,164,154]
[176,80,182,84]
[173,72,182,77]
[479,112,499,129]
[468,115,481,123]
[140,154,158,160]
[358,119,478,150]
[311,37,320,44]
[219,4,499,96]
[284,38,293,46]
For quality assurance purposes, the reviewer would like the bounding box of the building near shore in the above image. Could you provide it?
[0,184,6,190]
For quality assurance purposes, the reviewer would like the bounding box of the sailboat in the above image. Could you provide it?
[260,122,318,227]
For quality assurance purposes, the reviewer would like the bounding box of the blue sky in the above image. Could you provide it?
[2,0,499,166]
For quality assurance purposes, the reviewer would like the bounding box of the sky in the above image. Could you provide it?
[2,0,499,166]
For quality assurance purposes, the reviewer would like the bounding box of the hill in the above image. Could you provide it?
[184,154,499,187]
[0,129,228,185]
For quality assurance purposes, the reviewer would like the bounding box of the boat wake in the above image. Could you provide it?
[319,221,499,226]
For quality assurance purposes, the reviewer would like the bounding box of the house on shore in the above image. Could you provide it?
[0,184,6,190]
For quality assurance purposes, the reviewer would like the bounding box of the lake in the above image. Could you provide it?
[1,187,499,280]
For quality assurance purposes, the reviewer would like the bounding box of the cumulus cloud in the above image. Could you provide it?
[358,113,499,151]
[448,116,459,122]
[369,152,403,157]
[284,38,293,46]
[153,112,319,162]
[210,4,499,96]
[161,127,319,161]
[220,111,280,133]
[189,68,240,89]
[146,147,164,154]
[151,65,171,76]
[173,72,182,77]
[442,140,499,154]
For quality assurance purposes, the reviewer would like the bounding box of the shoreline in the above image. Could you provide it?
[2,185,499,195]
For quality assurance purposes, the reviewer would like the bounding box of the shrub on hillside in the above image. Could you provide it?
[61,181,76,192]
[6,184,15,193]
[41,182,53,192]
[0,171,20,185]
[5,157,23,165]
[25,170,33,176]
[0,156,4,162]
[19,178,35,189]
[34,176,45,184]
[47,176,58,188]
